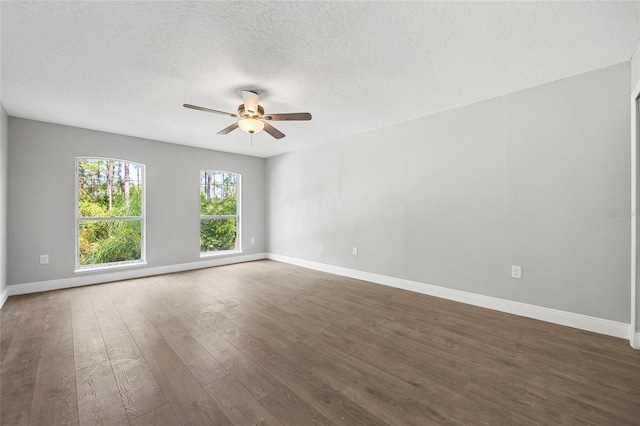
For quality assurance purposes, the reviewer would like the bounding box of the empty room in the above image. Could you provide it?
[1,2,639,425]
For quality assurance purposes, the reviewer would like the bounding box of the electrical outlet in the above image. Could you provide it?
[511,265,522,279]
[40,254,49,265]
[250,237,255,244]
[352,247,358,256]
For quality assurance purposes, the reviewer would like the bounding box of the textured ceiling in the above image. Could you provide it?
[2,2,640,158]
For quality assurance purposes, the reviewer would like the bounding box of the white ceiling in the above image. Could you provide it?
[2,2,640,158]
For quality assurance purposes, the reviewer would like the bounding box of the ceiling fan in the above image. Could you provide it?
[183,90,312,139]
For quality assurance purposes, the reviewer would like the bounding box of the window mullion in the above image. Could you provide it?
[200,215,238,220]
[78,216,143,222]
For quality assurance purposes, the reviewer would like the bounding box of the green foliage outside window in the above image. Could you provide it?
[200,171,239,253]
[79,220,141,265]
[77,158,143,266]
[200,218,237,252]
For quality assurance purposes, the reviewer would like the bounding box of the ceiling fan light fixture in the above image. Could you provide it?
[184,91,311,140]
[242,90,259,116]
[238,118,264,134]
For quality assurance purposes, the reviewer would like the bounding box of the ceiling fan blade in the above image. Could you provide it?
[183,104,238,118]
[261,112,312,121]
[242,91,260,115]
[217,122,239,135]
[263,122,285,139]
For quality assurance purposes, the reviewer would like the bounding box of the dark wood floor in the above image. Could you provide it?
[1,260,639,425]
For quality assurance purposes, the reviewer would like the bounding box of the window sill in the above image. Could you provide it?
[199,250,243,259]
[74,261,148,274]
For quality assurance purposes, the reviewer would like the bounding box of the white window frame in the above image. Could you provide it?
[74,157,147,272]
[199,170,242,257]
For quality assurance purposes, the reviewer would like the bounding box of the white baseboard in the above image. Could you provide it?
[268,253,633,342]
[6,253,267,297]
[0,286,7,309]
[4,251,637,348]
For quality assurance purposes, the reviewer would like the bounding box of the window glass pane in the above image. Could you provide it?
[78,220,142,266]
[78,159,143,217]
[200,171,237,215]
[200,218,237,253]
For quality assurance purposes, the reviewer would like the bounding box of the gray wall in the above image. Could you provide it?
[266,63,631,323]
[7,118,265,286]
[631,38,640,91]
[631,40,640,332]
[630,43,640,330]
[0,105,7,296]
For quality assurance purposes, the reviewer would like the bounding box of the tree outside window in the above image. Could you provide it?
[200,170,240,254]
[76,158,145,269]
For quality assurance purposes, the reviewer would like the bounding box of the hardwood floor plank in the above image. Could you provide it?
[1,260,638,425]
[257,351,387,426]
[313,324,529,424]
[29,349,79,426]
[133,299,172,326]
[1,350,40,393]
[117,307,164,351]
[191,327,281,399]
[2,305,45,392]
[156,300,207,334]
[141,344,232,426]
[72,313,108,371]
[201,312,274,361]
[129,404,180,426]
[232,311,309,346]
[1,383,34,426]
[94,305,130,342]
[163,333,227,385]
[104,336,167,419]
[294,340,455,426]
[227,314,302,354]
[1,312,20,362]
[319,301,640,423]
[41,309,73,357]
[204,374,284,426]
[153,319,188,340]
[107,286,139,312]
[261,306,330,335]
[76,361,129,426]
[260,387,331,426]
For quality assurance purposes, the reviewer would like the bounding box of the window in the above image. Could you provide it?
[76,158,145,270]
[200,170,240,255]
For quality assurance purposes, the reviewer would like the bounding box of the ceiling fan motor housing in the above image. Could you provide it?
[238,104,264,117]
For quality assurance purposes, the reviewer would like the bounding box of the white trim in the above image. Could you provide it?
[75,157,147,270]
[268,254,632,341]
[201,215,238,220]
[200,250,243,258]
[631,81,640,349]
[74,261,148,274]
[0,287,7,309]
[3,251,634,344]
[6,253,266,297]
